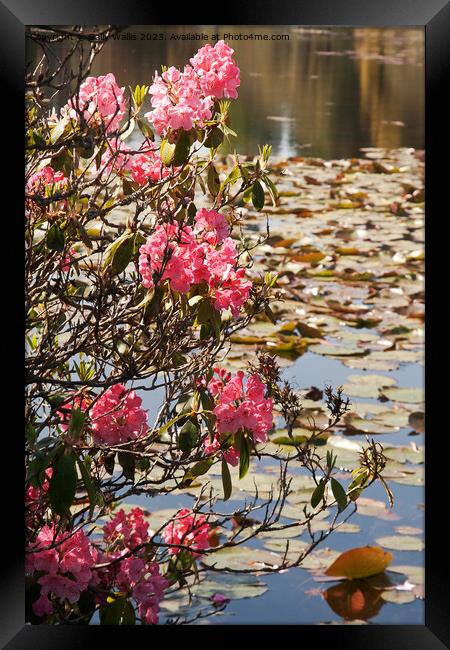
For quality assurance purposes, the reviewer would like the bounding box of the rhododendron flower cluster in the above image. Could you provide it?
[98,140,170,185]
[145,40,239,136]
[26,166,68,195]
[190,40,240,100]
[138,209,252,316]
[27,508,169,624]
[26,468,53,527]
[161,508,210,557]
[100,508,168,625]
[146,65,213,136]
[26,165,69,217]
[26,525,98,617]
[60,247,78,273]
[103,507,150,550]
[91,383,148,445]
[68,73,126,132]
[203,368,274,466]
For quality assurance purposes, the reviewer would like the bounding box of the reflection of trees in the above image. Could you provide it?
[353,29,424,150]
[40,26,424,158]
[322,573,394,621]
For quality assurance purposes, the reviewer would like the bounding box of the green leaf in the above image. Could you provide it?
[187,202,197,222]
[207,165,221,197]
[238,434,250,480]
[173,130,191,166]
[196,298,214,325]
[50,119,67,145]
[49,452,77,516]
[251,181,265,211]
[67,408,86,441]
[77,222,93,250]
[178,420,199,452]
[118,451,135,482]
[263,175,279,206]
[46,224,65,252]
[183,458,214,482]
[331,477,348,511]
[136,118,155,141]
[204,126,224,149]
[99,597,136,625]
[221,457,232,501]
[119,117,135,141]
[76,456,100,517]
[348,467,370,502]
[160,139,176,165]
[103,232,135,276]
[220,166,241,191]
[310,479,325,508]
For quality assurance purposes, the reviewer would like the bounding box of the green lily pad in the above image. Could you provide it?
[395,526,423,536]
[376,536,424,551]
[389,565,425,584]
[383,445,424,464]
[344,414,397,435]
[381,590,415,604]
[342,374,396,398]
[380,387,424,404]
[201,546,283,570]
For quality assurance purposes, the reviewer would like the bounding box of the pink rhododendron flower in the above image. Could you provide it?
[161,508,210,556]
[138,210,251,316]
[99,508,168,625]
[145,65,213,136]
[60,247,78,273]
[27,166,68,193]
[202,369,273,466]
[210,267,252,317]
[26,166,69,218]
[69,73,126,132]
[128,150,171,185]
[26,467,53,504]
[103,507,150,550]
[194,208,230,244]
[190,40,240,100]
[97,139,132,175]
[26,525,98,617]
[91,383,148,445]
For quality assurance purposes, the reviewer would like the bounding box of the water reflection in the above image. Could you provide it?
[83,26,423,158]
[322,573,394,621]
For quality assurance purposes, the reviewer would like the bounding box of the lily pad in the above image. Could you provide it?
[201,546,283,570]
[381,590,415,604]
[376,536,424,551]
[380,387,424,404]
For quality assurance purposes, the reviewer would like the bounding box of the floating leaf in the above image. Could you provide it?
[325,546,393,579]
[381,590,415,605]
[380,387,424,404]
[375,536,424,552]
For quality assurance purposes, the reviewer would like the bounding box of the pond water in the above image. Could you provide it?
[86,25,424,159]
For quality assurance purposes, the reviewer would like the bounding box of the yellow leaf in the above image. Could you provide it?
[292,252,325,264]
[325,546,392,579]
